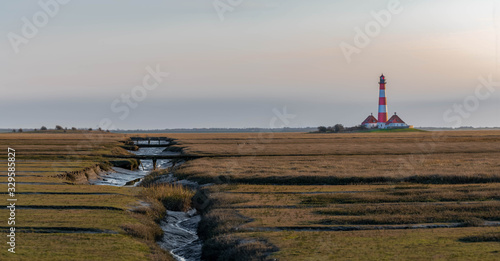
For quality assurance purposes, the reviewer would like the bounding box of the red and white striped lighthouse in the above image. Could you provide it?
[361,74,412,129]
[378,74,388,123]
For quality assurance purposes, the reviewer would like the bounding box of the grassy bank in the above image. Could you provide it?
[0,132,174,260]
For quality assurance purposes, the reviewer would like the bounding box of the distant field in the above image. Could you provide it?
[168,131,500,155]
[165,130,500,260]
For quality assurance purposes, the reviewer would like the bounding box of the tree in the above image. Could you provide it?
[55,125,63,130]
[18,128,23,133]
[41,126,47,131]
[71,127,77,131]
[317,126,327,133]
[12,129,16,133]
[333,124,344,133]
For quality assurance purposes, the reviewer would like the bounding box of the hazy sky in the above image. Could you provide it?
[1,0,499,129]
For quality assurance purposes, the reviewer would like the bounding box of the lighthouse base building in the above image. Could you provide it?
[361,75,412,129]
[361,114,378,128]
[363,112,411,129]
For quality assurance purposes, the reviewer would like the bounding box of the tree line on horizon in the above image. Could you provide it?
[12,125,110,133]
[316,124,368,133]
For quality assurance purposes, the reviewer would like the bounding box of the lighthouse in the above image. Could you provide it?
[361,74,412,129]
[377,74,388,128]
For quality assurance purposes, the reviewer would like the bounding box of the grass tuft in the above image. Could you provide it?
[140,184,194,212]
[202,235,278,261]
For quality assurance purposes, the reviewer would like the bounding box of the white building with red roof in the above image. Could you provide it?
[385,112,410,128]
[361,114,378,128]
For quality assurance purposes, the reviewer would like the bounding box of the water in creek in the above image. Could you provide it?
[91,146,202,261]
[91,147,173,187]
[157,210,202,261]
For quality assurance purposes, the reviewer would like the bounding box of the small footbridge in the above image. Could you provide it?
[128,137,174,147]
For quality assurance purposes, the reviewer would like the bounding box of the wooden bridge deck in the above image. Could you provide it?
[103,154,202,160]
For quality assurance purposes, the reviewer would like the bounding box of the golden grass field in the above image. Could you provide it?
[164,130,500,260]
[0,130,499,260]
